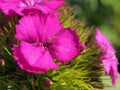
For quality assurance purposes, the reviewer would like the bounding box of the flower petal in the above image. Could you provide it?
[12,41,59,73]
[0,0,19,15]
[36,0,64,14]
[15,13,62,43]
[95,28,116,54]
[43,0,64,9]
[102,59,112,75]
[102,58,119,86]
[95,28,119,86]
[15,14,40,42]
[0,0,64,15]
[37,14,62,42]
[12,45,45,73]
[21,41,59,69]
[49,28,80,64]
[110,62,119,86]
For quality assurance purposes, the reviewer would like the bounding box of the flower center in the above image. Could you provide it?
[33,38,51,50]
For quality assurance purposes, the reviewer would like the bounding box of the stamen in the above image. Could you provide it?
[46,38,51,44]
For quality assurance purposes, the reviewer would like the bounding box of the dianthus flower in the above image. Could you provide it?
[12,13,80,73]
[95,28,119,86]
[0,0,64,15]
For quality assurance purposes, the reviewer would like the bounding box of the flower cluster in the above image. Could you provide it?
[0,0,82,73]
[0,0,119,87]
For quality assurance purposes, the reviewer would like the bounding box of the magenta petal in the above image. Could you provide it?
[15,14,40,42]
[102,59,119,86]
[0,0,19,15]
[95,28,116,54]
[43,0,64,9]
[111,63,119,86]
[102,59,111,75]
[37,14,62,42]
[36,0,64,14]
[95,28,119,86]
[20,41,59,69]
[110,59,119,86]
[12,45,46,73]
[12,41,59,73]
[49,28,80,64]
[15,13,62,42]
[0,0,64,15]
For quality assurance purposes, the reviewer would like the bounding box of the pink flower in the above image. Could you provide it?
[0,0,64,15]
[12,13,80,73]
[95,28,119,86]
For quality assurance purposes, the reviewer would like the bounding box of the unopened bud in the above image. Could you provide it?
[44,78,52,88]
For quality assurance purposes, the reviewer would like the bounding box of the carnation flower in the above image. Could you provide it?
[95,28,119,86]
[12,13,81,73]
[0,0,64,15]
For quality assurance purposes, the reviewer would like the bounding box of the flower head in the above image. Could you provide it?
[95,28,119,86]
[12,13,81,73]
[0,0,64,15]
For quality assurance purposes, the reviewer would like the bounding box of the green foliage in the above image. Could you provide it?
[67,0,113,26]
[101,0,120,13]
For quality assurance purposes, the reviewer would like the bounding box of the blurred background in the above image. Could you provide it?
[67,0,120,71]
[67,0,120,89]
